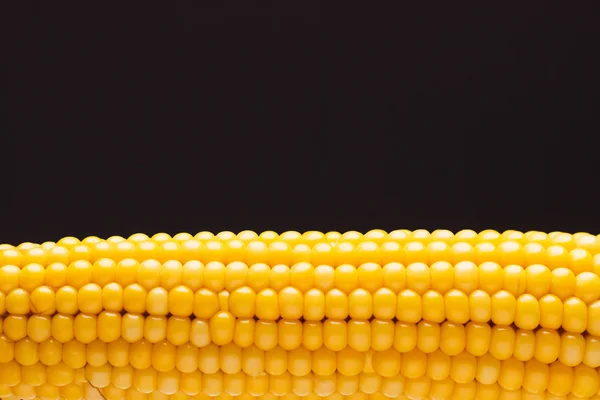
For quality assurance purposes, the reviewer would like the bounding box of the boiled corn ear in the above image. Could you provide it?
[1,229,599,399]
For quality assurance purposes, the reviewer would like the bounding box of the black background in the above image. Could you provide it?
[3,2,600,245]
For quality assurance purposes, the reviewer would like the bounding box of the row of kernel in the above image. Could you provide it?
[2,261,600,315]
[3,286,600,336]
[3,308,600,358]
[3,317,600,368]
[2,237,599,272]
[5,228,599,250]
[1,261,600,310]
[1,360,598,398]
[3,383,600,400]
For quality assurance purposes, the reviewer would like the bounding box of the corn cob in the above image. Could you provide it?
[1,230,599,399]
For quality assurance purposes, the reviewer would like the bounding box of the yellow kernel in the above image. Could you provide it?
[0,265,20,293]
[210,311,235,346]
[303,288,325,321]
[51,314,74,343]
[572,364,599,398]
[401,348,427,379]
[444,289,469,324]
[27,315,51,343]
[193,288,219,319]
[0,334,15,363]
[233,318,254,349]
[489,325,515,361]
[129,340,152,370]
[4,315,28,341]
[476,353,501,385]
[475,242,498,264]
[45,262,67,288]
[144,315,167,343]
[574,271,600,303]
[22,362,47,386]
[20,263,45,293]
[534,328,560,364]
[30,285,56,315]
[439,322,465,356]
[279,287,303,320]
[107,339,130,367]
[114,258,138,287]
[165,316,191,347]
[491,290,516,326]
[74,313,97,344]
[146,287,168,316]
[6,288,30,315]
[121,313,144,343]
[427,241,451,264]
[547,361,573,396]
[551,268,576,300]
[279,319,302,351]
[264,345,287,376]
[429,261,453,294]
[323,320,347,352]
[254,320,277,351]
[454,261,478,294]
[373,288,397,320]
[451,351,477,383]
[348,320,371,352]
[62,340,87,369]
[498,241,523,267]
[15,337,39,366]
[523,242,549,267]
[357,263,383,292]
[152,340,176,372]
[66,260,93,289]
[515,294,540,330]
[335,264,359,293]
[102,282,124,312]
[175,342,198,373]
[355,241,381,266]
[469,289,491,323]
[427,349,451,381]
[246,241,269,266]
[522,358,549,394]
[158,260,182,290]
[405,241,428,264]
[396,289,422,323]
[393,322,417,353]
[382,262,406,293]
[349,288,373,320]
[55,285,78,314]
[168,285,193,317]
[513,329,535,362]
[137,259,161,290]
[91,258,116,286]
[416,320,440,354]
[548,243,570,270]
[98,311,121,342]
[503,264,526,296]
[478,261,503,294]
[132,366,157,393]
[498,357,524,391]
[77,283,102,314]
[268,241,292,266]
[302,321,323,351]
[559,332,585,367]
[563,296,587,333]
[570,248,593,274]
[451,242,475,264]
[465,321,491,356]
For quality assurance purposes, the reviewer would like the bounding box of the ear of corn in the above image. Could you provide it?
[1,229,600,399]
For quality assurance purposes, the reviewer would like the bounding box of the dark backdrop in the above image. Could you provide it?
[3,2,599,245]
